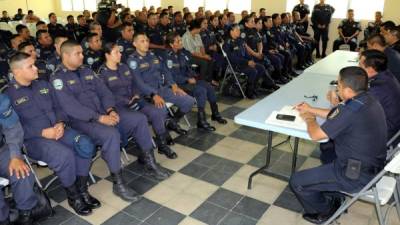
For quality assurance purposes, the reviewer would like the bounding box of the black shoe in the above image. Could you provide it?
[302,196,343,224]
[290,71,300,77]
[111,171,142,202]
[142,151,170,180]
[210,103,227,124]
[165,118,187,135]
[165,132,175,145]
[76,176,101,209]
[302,213,327,224]
[0,219,9,225]
[156,133,178,159]
[197,110,216,131]
[322,53,327,58]
[65,185,92,216]
[316,53,321,59]
[17,210,33,225]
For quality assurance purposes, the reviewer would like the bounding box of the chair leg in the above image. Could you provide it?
[219,68,230,94]
[23,154,43,189]
[89,172,96,184]
[43,176,58,191]
[373,187,385,225]
[183,115,191,129]
[121,147,130,162]
[394,176,400,220]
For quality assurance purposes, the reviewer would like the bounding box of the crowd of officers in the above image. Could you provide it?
[0,1,400,224]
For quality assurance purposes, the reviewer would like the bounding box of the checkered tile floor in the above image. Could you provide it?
[29,95,398,225]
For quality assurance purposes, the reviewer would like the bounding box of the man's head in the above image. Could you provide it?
[147,13,158,27]
[87,33,102,51]
[188,19,202,34]
[337,66,368,100]
[36,21,47,31]
[380,21,396,36]
[166,32,183,50]
[259,8,266,18]
[359,49,387,77]
[49,12,57,24]
[280,13,289,24]
[229,24,241,39]
[174,11,183,23]
[120,22,134,41]
[89,22,102,37]
[227,12,235,24]
[10,34,24,50]
[133,32,149,53]
[83,10,90,19]
[263,16,273,29]
[10,52,38,83]
[375,11,383,22]
[241,10,249,19]
[383,26,400,45]
[54,35,68,55]
[347,9,354,21]
[27,10,34,16]
[60,40,84,69]
[77,15,86,26]
[300,0,305,4]
[67,15,74,24]
[243,16,255,29]
[272,13,281,26]
[18,41,37,60]
[17,8,23,14]
[159,12,170,26]
[16,24,30,40]
[320,0,325,4]
[2,11,8,18]
[36,30,53,47]
[367,34,386,51]
[184,13,193,24]
[293,11,301,21]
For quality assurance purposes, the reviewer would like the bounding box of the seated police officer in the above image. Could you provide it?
[84,33,105,73]
[98,42,178,159]
[17,42,51,81]
[50,40,167,201]
[359,11,383,49]
[146,13,166,55]
[6,52,98,216]
[0,94,48,225]
[47,13,67,39]
[47,35,69,73]
[127,32,196,135]
[81,22,103,51]
[116,22,136,63]
[35,30,55,62]
[333,9,361,52]
[164,32,227,131]
[290,66,387,224]
[223,24,279,99]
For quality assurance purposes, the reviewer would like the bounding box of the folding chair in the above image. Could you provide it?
[338,44,351,51]
[218,42,247,99]
[165,102,191,129]
[0,177,9,187]
[387,130,400,160]
[323,145,400,225]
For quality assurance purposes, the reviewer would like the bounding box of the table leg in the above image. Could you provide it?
[291,137,300,175]
[248,131,273,190]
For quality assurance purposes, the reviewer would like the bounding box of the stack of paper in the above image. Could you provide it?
[265,106,307,131]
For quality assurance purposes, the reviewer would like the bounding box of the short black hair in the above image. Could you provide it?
[242,15,252,24]
[165,32,180,46]
[48,12,55,19]
[86,32,98,42]
[120,22,133,31]
[259,8,266,13]
[17,41,34,51]
[36,21,46,26]
[280,13,288,19]
[15,24,28,34]
[188,19,201,31]
[104,42,117,55]
[10,52,31,70]
[147,12,156,19]
[381,21,396,30]
[67,15,74,20]
[367,34,386,47]
[133,31,147,41]
[360,49,388,72]
[60,39,80,56]
[173,11,182,18]
[160,12,169,19]
[183,12,192,20]
[36,29,48,40]
[339,66,369,93]
[272,13,280,20]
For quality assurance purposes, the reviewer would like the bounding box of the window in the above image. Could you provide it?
[286,0,385,20]
[127,0,143,10]
[72,0,85,11]
[184,0,204,12]
[144,0,161,8]
[227,0,251,14]
[61,0,160,11]
[205,0,228,12]
[84,0,98,11]
[61,0,73,11]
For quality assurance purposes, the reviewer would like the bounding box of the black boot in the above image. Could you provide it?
[165,118,187,135]
[76,176,101,209]
[245,80,256,99]
[65,184,92,216]
[0,219,9,225]
[165,131,175,145]
[17,210,33,225]
[210,103,227,124]
[156,133,178,159]
[142,151,170,180]
[197,109,215,131]
[111,170,142,202]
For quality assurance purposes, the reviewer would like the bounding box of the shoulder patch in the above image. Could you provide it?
[46,64,55,71]
[87,57,94,65]
[119,45,124,52]
[167,60,173,69]
[241,33,246,39]
[129,61,138,69]
[52,79,64,90]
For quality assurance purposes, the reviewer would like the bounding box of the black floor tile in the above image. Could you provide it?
[123,198,162,221]
[229,126,268,146]
[188,134,225,151]
[62,216,92,225]
[179,163,210,179]
[219,212,258,225]
[40,175,62,191]
[247,148,285,168]
[273,186,304,213]
[190,202,229,225]
[200,168,239,186]
[191,153,223,168]
[174,135,198,146]
[105,168,140,184]
[217,96,242,105]
[145,207,185,225]
[47,185,67,203]
[128,176,159,195]
[220,106,246,120]
[37,205,75,225]
[206,188,243,209]
[232,196,270,220]
[101,211,141,225]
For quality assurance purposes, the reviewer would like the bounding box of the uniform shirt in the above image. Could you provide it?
[173,22,187,36]
[384,47,400,82]
[13,13,25,21]
[216,25,229,43]
[364,21,382,40]
[126,51,175,96]
[65,23,80,40]
[222,37,251,68]
[76,25,89,43]
[98,63,141,108]
[294,21,309,36]
[36,44,55,61]
[270,25,288,47]
[321,92,387,169]
[368,70,400,139]
[261,28,278,51]
[46,53,62,73]
[47,23,67,38]
[0,17,11,23]
[50,64,115,122]
[159,24,174,39]
[200,28,218,54]
[390,40,400,54]
[293,4,310,19]
[146,25,164,46]
[241,27,262,52]
[83,48,104,73]
[5,80,68,140]
[161,49,196,85]
[0,119,24,159]
[311,4,335,26]
[338,19,361,38]
[134,20,147,33]
[35,59,51,81]
[116,38,135,63]
[182,31,204,54]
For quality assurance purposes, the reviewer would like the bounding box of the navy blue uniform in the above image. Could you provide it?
[200,28,225,74]
[173,22,186,36]
[311,3,335,57]
[35,59,51,81]
[147,26,164,45]
[46,53,62,73]
[127,51,195,113]
[51,65,154,172]
[65,23,80,41]
[98,63,169,136]
[242,27,274,71]
[35,44,55,62]
[83,48,104,73]
[384,47,400,82]
[76,25,88,43]
[6,80,94,187]
[290,92,387,214]
[161,49,217,108]
[333,19,361,51]
[116,38,135,63]
[293,3,310,29]
[47,23,67,38]
[0,95,38,222]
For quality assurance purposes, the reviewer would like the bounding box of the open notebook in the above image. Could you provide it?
[265,106,307,131]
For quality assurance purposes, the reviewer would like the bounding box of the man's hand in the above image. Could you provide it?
[54,122,65,140]
[204,54,212,61]
[300,112,316,122]
[188,78,197,84]
[109,111,120,123]
[9,158,30,179]
[248,60,256,67]
[326,90,340,106]
[294,102,313,114]
[98,115,118,126]
[41,127,58,140]
[172,85,187,96]
[152,94,165,108]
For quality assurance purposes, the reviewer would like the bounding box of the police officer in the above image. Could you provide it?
[311,0,335,58]
[146,13,166,55]
[164,33,227,131]
[81,22,103,52]
[216,14,229,43]
[99,42,178,159]
[360,11,383,48]
[83,33,104,73]
[292,0,310,31]
[127,32,196,133]
[51,40,167,200]
[17,42,51,81]
[76,15,89,43]
[223,24,279,99]
[333,9,361,52]
[65,15,79,41]
[47,35,68,73]
[35,30,55,61]
[116,22,135,63]
[159,12,174,38]
[7,52,98,216]
[47,13,67,39]
[291,66,387,224]
[173,11,187,36]
[15,25,36,44]
[0,93,46,225]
